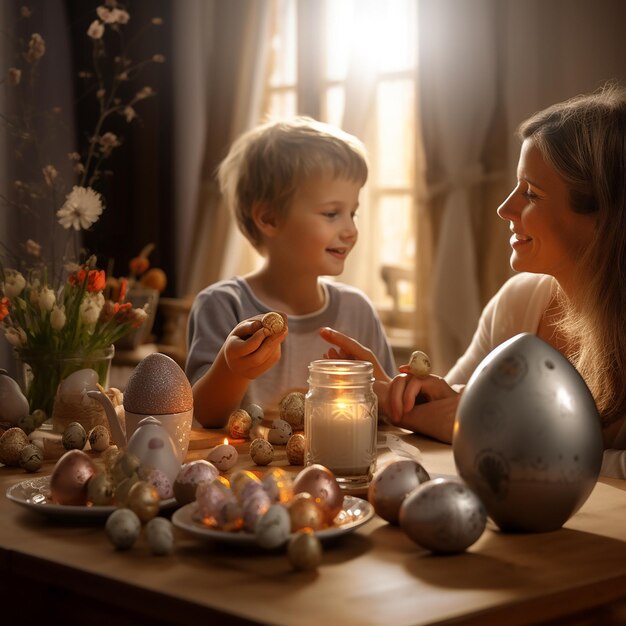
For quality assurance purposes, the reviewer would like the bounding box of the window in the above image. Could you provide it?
[259,0,419,330]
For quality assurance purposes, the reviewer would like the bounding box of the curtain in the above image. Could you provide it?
[417,0,499,374]
[183,0,272,297]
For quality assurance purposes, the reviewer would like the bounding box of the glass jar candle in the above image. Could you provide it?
[304,360,378,490]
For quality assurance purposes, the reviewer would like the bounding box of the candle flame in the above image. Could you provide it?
[223,437,229,445]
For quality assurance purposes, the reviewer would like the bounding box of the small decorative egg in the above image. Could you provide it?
[293,464,343,523]
[286,433,305,465]
[368,459,431,525]
[279,391,305,430]
[111,451,142,485]
[101,445,121,473]
[255,504,291,549]
[19,442,43,472]
[215,500,244,531]
[287,530,322,571]
[399,478,487,554]
[49,449,97,505]
[173,459,219,505]
[143,467,174,500]
[126,480,160,523]
[0,426,30,466]
[0,372,30,424]
[206,442,238,471]
[228,409,252,439]
[114,473,140,505]
[261,311,285,335]
[87,471,115,506]
[88,424,111,452]
[268,419,292,445]
[62,421,87,451]
[195,476,234,521]
[241,488,271,531]
[408,350,431,377]
[245,403,264,426]
[145,517,175,556]
[17,410,46,434]
[230,469,261,499]
[262,467,294,504]
[105,508,141,550]
[250,438,274,465]
[289,492,326,532]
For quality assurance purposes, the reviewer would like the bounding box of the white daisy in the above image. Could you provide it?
[57,186,104,231]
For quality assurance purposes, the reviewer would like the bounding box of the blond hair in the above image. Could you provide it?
[518,83,626,426]
[217,116,368,250]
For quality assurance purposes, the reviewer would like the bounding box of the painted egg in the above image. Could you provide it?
[241,488,271,531]
[289,492,326,532]
[0,426,30,466]
[173,459,219,504]
[230,469,261,499]
[279,391,305,430]
[453,333,604,532]
[368,459,430,524]
[62,421,87,450]
[123,353,193,415]
[228,409,252,439]
[206,442,238,471]
[261,311,286,335]
[88,424,111,452]
[408,351,431,377]
[50,449,97,505]
[144,467,174,500]
[262,467,294,504]
[19,443,43,472]
[286,433,305,465]
[195,476,234,521]
[293,464,343,523]
[287,530,322,571]
[255,504,291,549]
[399,478,486,554]
[268,419,292,445]
[250,438,274,465]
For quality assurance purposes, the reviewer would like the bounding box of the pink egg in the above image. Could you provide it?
[174,459,220,505]
[50,449,97,505]
[293,464,343,523]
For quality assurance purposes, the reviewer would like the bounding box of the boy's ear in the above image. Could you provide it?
[251,201,279,235]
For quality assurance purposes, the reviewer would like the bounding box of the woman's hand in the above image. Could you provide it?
[376,372,461,444]
[319,327,391,382]
[223,314,288,380]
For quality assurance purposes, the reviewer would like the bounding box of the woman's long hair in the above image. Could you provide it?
[518,83,626,427]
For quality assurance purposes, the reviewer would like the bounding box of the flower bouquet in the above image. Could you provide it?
[0,3,164,420]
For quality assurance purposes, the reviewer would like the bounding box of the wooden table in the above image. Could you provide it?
[1,429,626,626]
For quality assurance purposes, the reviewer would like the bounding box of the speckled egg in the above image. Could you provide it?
[50,449,97,505]
[88,424,111,452]
[262,311,285,335]
[250,438,274,466]
[173,459,219,504]
[62,421,87,450]
[0,426,30,466]
[145,517,175,556]
[228,409,252,439]
[286,433,305,465]
[293,464,343,523]
[255,504,291,549]
[408,350,432,377]
[245,403,264,426]
[279,391,305,430]
[19,442,43,472]
[241,487,271,531]
[267,418,292,445]
[105,508,141,550]
[143,467,174,500]
[262,467,294,504]
[287,530,322,571]
[195,476,234,522]
[123,353,193,415]
[399,478,487,554]
[368,459,431,525]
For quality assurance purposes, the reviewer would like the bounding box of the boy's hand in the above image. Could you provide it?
[319,327,390,382]
[223,314,288,380]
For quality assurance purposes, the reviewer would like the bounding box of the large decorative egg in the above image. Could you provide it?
[453,333,604,532]
[399,478,486,553]
[50,449,97,505]
[293,464,343,523]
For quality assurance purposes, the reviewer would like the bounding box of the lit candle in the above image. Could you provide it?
[207,438,238,472]
[304,360,377,489]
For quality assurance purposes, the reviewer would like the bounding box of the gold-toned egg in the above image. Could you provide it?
[87,471,115,506]
[287,530,322,571]
[293,464,343,524]
[262,467,294,504]
[230,469,261,499]
[126,480,160,523]
[289,492,325,532]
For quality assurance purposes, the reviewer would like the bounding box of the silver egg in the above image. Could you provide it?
[399,478,486,554]
[453,333,603,533]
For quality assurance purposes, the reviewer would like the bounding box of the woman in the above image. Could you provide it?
[321,83,626,478]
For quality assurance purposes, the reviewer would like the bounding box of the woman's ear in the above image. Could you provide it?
[251,201,279,235]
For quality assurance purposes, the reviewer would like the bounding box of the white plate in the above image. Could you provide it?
[172,495,374,545]
[6,475,177,519]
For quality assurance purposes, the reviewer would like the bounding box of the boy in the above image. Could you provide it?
[186,117,395,427]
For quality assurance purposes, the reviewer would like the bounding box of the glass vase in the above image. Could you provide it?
[16,345,115,419]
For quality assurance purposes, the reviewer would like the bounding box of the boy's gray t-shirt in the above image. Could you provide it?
[186,277,396,418]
